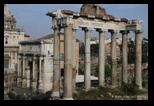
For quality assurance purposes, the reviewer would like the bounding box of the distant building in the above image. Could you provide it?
[4,4,31,73]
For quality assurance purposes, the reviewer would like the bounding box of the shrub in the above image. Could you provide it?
[7,92,15,100]
[121,83,140,95]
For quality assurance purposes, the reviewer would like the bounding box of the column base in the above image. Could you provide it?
[38,83,43,93]
[52,91,60,98]
[32,82,37,91]
[27,80,30,88]
[109,85,116,88]
[22,79,27,88]
[62,97,74,100]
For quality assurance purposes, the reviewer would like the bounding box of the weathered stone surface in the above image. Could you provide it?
[80,4,106,16]
[61,10,74,15]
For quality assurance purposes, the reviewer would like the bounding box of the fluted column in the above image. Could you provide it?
[22,55,26,88]
[121,30,129,83]
[96,29,106,87]
[63,24,73,100]
[39,57,43,93]
[52,27,61,98]
[32,56,36,91]
[82,27,93,91]
[72,26,78,92]
[135,30,143,89]
[17,55,21,86]
[110,30,118,87]
[26,60,30,88]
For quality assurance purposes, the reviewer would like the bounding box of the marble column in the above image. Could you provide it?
[63,24,73,100]
[38,57,43,93]
[96,29,106,87]
[32,57,36,91]
[135,30,143,89]
[17,55,21,86]
[52,27,61,98]
[110,30,118,87]
[82,27,93,91]
[26,62,30,88]
[72,26,78,92]
[22,55,26,88]
[121,30,129,83]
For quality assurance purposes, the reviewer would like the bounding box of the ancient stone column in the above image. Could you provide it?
[39,57,43,93]
[22,55,26,88]
[110,30,118,87]
[63,24,73,100]
[82,27,93,91]
[17,55,21,86]
[135,30,143,89]
[32,57,36,91]
[26,64,30,88]
[121,30,129,83]
[52,27,61,98]
[96,29,106,87]
[72,26,78,92]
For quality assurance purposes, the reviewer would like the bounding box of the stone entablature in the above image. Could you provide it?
[19,40,53,57]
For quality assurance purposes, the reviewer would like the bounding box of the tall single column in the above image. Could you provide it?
[52,27,61,98]
[110,30,118,87]
[32,56,36,91]
[96,29,106,87]
[26,61,30,88]
[135,30,143,89]
[17,55,21,86]
[63,24,73,100]
[72,26,78,92]
[121,30,129,83]
[22,55,26,88]
[82,27,93,91]
[38,57,43,93]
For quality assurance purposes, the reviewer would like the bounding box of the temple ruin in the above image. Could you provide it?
[46,4,143,100]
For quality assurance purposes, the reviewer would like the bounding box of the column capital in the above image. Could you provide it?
[33,57,37,60]
[72,25,79,30]
[52,26,61,30]
[23,56,26,59]
[120,30,129,34]
[108,29,119,34]
[82,27,94,32]
[18,55,22,59]
[39,57,43,60]
[134,30,144,34]
[64,24,73,28]
[96,28,107,33]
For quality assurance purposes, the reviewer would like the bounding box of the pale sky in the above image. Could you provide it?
[6,4,148,40]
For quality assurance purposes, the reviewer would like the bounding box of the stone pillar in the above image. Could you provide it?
[135,30,143,89]
[22,55,26,88]
[52,27,61,98]
[82,27,93,91]
[63,24,73,100]
[96,29,106,87]
[26,64,30,88]
[121,30,129,83]
[72,26,78,92]
[110,30,118,87]
[38,57,43,93]
[17,55,21,86]
[32,57,36,91]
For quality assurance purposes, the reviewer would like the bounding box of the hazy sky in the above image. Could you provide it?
[6,4,148,40]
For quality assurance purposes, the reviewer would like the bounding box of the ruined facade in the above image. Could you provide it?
[47,4,143,100]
